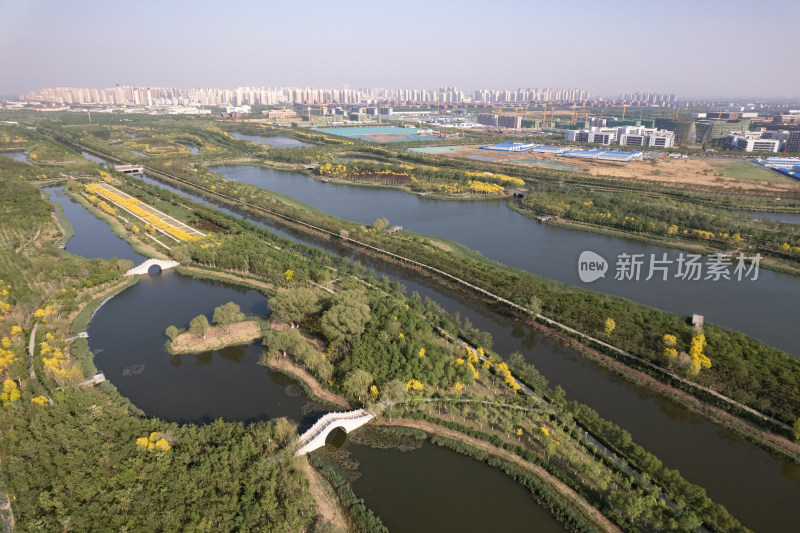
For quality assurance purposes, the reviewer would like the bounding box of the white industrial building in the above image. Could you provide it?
[618,126,675,148]
[225,105,251,114]
[566,126,674,148]
[565,127,618,145]
[724,130,786,152]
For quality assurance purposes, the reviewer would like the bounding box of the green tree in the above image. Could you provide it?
[269,288,320,328]
[609,491,647,522]
[343,369,373,403]
[382,379,407,405]
[794,418,800,441]
[372,218,389,232]
[212,302,245,333]
[273,417,298,447]
[320,300,371,344]
[676,511,702,532]
[189,314,209,339]
[165,325,179,341]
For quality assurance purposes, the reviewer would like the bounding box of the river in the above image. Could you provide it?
[81,151,109,165]
[44,186,145,264]
[733,210,800,225]
[209,164,800,357]
[124,170,800,531]
[47,182,565,531]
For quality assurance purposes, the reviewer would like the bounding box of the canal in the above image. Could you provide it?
[125,170,800,532]
[210,164,799,358]
[48,183,567,531]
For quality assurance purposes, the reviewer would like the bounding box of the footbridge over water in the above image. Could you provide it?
[125,259,180,276]
[114,164,144,174]
[295,409,374,456]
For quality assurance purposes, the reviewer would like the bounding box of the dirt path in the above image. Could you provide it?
[177,265,277,292]
[267,356,352,409]
[380,418,621,533]
[0,487,14,533]
[27,323,38,379]
[297,457,349,532]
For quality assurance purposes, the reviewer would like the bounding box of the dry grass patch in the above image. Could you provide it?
[170,320,261,354]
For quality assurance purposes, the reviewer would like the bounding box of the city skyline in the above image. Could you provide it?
[1,0,799,99]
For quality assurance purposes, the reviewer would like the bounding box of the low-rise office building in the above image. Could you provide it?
[724,130,786,152]
[566,126,674,148]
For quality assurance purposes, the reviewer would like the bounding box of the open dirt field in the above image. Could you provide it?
[442,146,800,192]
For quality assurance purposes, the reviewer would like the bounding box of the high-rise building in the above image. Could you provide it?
[787,131,800,153]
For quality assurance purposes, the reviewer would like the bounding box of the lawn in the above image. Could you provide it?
[708,160,789,184]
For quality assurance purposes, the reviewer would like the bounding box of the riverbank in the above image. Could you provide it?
[168,320,262,354]
[305,172,510,202]
[519,312,800,462]
[174,265,277,294]
[267,355,353,409]
[296,456,350,532]
[50,202,73,247]
[65,276,140,378]
[123,163,800,437]
[66,187,170,260]
[379,417,621,533]
[507,200,800,277]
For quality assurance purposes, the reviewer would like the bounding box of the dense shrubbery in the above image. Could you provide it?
[0,389,315,531]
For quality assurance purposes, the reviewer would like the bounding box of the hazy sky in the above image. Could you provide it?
[1,0,798,98]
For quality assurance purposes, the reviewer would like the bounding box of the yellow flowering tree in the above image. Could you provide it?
[1,379,20,406]
[405,379,424,392]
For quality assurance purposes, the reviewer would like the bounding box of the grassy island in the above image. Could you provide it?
[167,319,262,354]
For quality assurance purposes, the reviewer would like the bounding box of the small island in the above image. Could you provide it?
[166,302,263,354]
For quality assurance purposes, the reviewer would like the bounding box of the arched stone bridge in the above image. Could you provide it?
[125,259,180,276]
[295,409,374,456]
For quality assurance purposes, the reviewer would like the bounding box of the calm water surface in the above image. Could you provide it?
[211,164,799,356]
[348,441,565,533]
[129,172,800,531]
[54,182,564,530]
[44,186,144,263]
[2,151,31,164]
[81,151,108,164]
[88,270,320,425]
[734,210,800,225]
